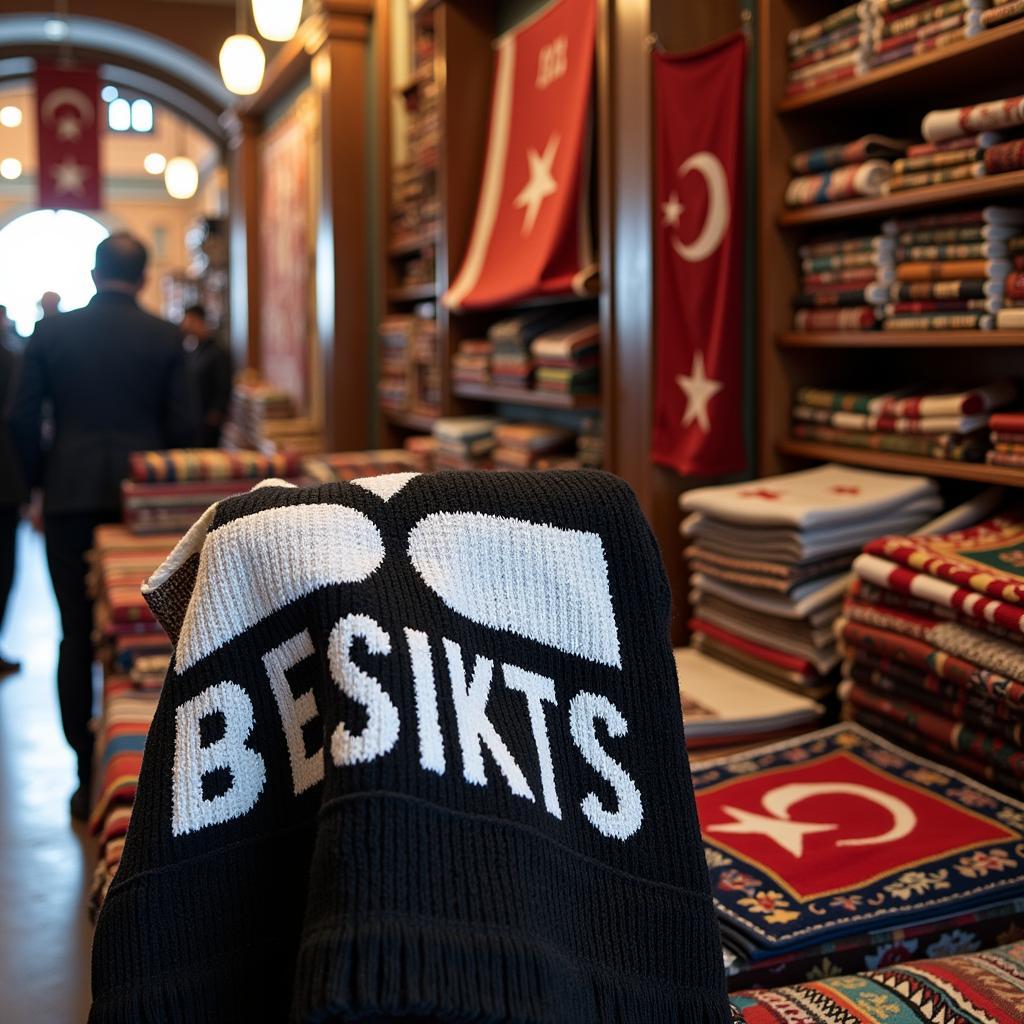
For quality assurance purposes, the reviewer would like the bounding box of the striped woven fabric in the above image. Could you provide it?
[128,448,304,483]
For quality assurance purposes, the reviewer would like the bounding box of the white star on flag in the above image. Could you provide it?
[52,157,88,195]
[676,350,723,433]
[56,114,82,141]
[661,190,683,228]
[513,132,560,236]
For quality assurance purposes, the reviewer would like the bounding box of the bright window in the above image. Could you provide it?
[0,210,110,337]
[131,99,154,133]
[108,97,131,132]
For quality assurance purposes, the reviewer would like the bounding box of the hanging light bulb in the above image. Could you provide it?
[164,156,199,200]
[252,0,302,42]
[220,0,265,96]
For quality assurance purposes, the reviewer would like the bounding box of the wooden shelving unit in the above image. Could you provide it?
[452,382,602,410]
[756,0,1024,488]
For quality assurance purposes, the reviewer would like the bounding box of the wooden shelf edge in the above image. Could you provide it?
[778,170,1024,227]
[778,439,1024,486]
[388,284,437,302]
[778,330,1024,349]
[777,20,1024,114]
[452,382,601,410]
[383,408,437,432]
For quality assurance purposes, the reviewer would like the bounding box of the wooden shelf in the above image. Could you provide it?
[778,330,1024,349]
[778,170,1024,227]
[388,230,438,257]
[778,19,1024,114]
[388,283,437,302]
[452,382,601,410]
[383,407,437,432]
[779,439,1024,487]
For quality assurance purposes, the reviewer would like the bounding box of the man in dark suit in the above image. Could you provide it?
[9,233,198,820]
[181,303,233,447]
[0,304,25,677]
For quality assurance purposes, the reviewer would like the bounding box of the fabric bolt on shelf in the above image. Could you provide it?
[793,307,878,330]
[793,285,889,309]
[730,939,1024,1023]
[987,449,1024,467]
[793,405,991,436]
[869,24,972,68]
[794,381,1014,418]
[680,465,938,530]
[982,0,1024,25]
[691,633,829,697]
[675,648,824,743]
[801,267,882,287]
[872,10,974,57]
[889,278,997,302]
[788,34,862,72]
[885,298,995,314]
[894,257,1005,283]
[986,137,1024,174]
[787,2,864,49]
[905,130,1002,159]
[128,449,305,484]
[695,723,1024,960]
[787,49,863,84]
[884,207,1024,234]
[798,235,893,258]
[789,135,907,175]
[923,95,1024,143]
[996,307,1024,328]
[788,21,864,63]
[787,424,987,465]
[785,161,892,208]
[90,470,731,1024]
[885,310,996,330]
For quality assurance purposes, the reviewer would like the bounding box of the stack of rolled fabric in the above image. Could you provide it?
[982,0,1024,27]
[431,416,498,469]
[996,231,1024,328]
[531,315,600,396]
[680,465,941,702]
[791,381,1016,461]
[490,422,576,469]
[920,94,1024,183]
[793,231,893,331]
[841,494,1024,797]
[987,411,1024,467]
[867,0,984,70]
[879,207,1024,330]
[786,135,904,207]
[121,449,307,535]
[698,725,1024,989]
[451,338,491,386]
[785,3,872,97]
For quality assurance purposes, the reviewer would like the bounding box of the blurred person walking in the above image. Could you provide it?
[0,306,25,676]
[9,233,198,820]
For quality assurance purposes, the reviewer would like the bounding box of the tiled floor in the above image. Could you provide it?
[0,524,93,1022]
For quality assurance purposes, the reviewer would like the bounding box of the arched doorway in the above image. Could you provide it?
[0,208,109,337]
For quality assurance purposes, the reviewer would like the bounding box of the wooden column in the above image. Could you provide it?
[226,111,261,371]
[312,0,374,450]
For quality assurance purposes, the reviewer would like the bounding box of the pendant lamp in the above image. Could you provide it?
[252,0,302,42]
[220,0,265,96]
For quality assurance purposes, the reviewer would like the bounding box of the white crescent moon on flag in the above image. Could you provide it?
[40,87,95,126]
[670,151,730,264]
[762,782,916,848]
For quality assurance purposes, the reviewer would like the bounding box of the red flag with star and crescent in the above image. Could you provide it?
[443,0,596,311]
[651,34,746,477]
[36,61,102,212]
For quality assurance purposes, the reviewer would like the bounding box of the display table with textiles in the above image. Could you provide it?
[695,724,1024,990]
[731,939,1024,1022]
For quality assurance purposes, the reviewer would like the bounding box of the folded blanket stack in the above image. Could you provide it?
[922,95,1024,183]
[221,378,322,455]
[791,381,1016,461]
[451,338,491,386]
[987,411,1024,467]
[489,422,576,469]
[867,0,984,71]
[786,135,904,207]
[879,207,1024,329]
[431,415,498,469]
[840,499,1024,797]
[982,0,1024,26]
[785,4,872,97]
[532,315,600,396]
[888,131,1002,193]
[402,432,439,471]
[698,723,1024,989]
[120,449,308,535]
[680,465,940,702]
[487,309,577,390]
[793,232,892,330]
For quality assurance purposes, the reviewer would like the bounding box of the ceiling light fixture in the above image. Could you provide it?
[252,0,302,42]
[220,0,265,96]
[164,156,198,200]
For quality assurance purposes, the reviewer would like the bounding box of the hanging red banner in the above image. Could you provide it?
[443,0,596,311]
[36,61,102,211]
[650,34,746,478]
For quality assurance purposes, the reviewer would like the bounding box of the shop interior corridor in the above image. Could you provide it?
[0,525,93,1022]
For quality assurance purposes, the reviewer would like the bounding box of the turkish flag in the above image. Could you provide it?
[650,34,746,477]
[36,61,102,211]
[443,0,595,310]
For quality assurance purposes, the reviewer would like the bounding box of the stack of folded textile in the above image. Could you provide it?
[490,422,576,469]
[487,309,576,390]
[921,94,1024,183]
[867,0,983,71]
[888,131,1002,194]
[431,416,498,469]
[793,232,892,330]
[786,4,871,97]
[987,411,1024,467]
[879,207,1024,330]
[842,500,1024,797]
[378,315,414,412]
[300,449,421,484]
[996,237,1024,328]
[676,648,824,755]
[451,338,491,386]
[531,316,600,396]
[402,433,438,471]
[120,449,307,535]
[982,0,1024,27]
[791,381,1015,461]
[697,723,1024,989]
[680,465,940,702]
[786,135,904,208]
[221,378,297,449]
